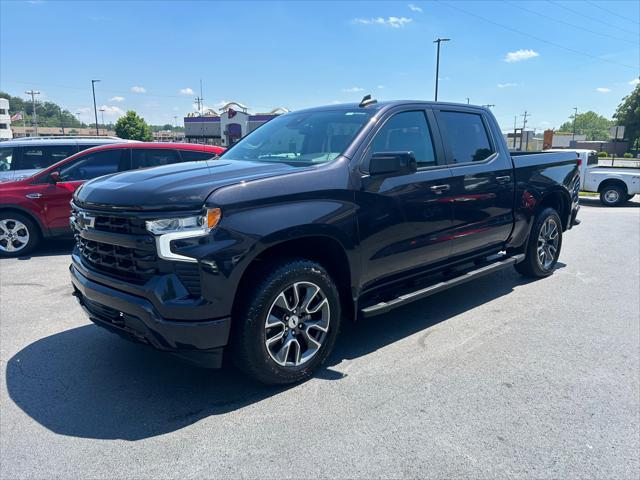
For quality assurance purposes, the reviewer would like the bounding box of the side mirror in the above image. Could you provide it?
[369,152,417,176]
[50,171,61,183]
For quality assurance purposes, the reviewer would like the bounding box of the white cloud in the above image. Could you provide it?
[130,86,146,93]
[342,86,364,93]
[596,87,611,93]
[504,49,539,63]
[408,4,423,13]
[179,87,194,95]
[377,85,385,89]
[98,105,124,116]
[497,82,518,88]
[629,78,640,86]
[109,96,125,102]
[354,16,413,28]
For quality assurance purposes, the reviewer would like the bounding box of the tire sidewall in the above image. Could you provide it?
[600,185,625,207]
[528,208,563,277]
[239,261,342,384]
[0,213,39,258]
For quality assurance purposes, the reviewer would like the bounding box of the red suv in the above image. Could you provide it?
[0,142,224,257]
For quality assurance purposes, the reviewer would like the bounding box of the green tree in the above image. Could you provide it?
[614,83,640,150]
[0,91,84,128]
[114,110,153,141]
[558,111,612,141]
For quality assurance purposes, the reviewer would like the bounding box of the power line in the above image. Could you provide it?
[507,2,636,45]
[434,0,637,70]
[547,0,638,36]
[584,0,640,27]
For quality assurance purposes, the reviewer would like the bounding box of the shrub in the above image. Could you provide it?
[597,151,608,157]
[623,152,633,158]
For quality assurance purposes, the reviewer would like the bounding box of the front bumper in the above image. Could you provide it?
[70,262,231,368]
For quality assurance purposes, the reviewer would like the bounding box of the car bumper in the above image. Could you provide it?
[70,262,231,368]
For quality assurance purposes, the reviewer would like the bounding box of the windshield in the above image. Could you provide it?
[223,109,374,166]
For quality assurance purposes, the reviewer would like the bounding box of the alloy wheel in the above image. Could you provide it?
[264,281,331,367]
[537,217,559,270]
[0,219,30,254]
[604,189,620,204]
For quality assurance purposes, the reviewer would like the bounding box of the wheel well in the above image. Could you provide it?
[232,236,354,321]
[0,208,44,237]
[598,179,627,195]
[538,191,569,230]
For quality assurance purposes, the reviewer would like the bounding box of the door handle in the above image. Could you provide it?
[25,193,43,199]
[430,184,450,194]
[496,175,511,184]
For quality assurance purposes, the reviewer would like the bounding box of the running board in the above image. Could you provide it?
[360,253,525,317]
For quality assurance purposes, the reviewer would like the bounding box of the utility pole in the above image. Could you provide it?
[58,105,65,136]
[91,79,100,135]
[571,107,578,142]
[466,97,470,104]
[25,90,40,136]
[513,116,518,151]
[173,115,178,127]
[521,110,530,151]
[194,96,203,112]
[433,38,450,102]
[99,108,106,136]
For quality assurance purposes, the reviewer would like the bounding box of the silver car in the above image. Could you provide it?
[0,136,137,182]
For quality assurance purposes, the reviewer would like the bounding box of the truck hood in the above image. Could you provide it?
[74,159,297,211]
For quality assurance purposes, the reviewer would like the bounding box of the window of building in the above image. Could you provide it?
[0,123,8,130]
[0,109,7,115]
[439,111,494,164]
[59,149,124,181]
[371,111,437,168]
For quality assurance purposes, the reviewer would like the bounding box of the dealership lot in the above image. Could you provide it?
[0,199,638,479]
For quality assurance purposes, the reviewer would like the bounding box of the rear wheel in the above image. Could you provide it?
[232,259,341,385]
[600,184,626,207]
[0,213,40,258]
[515,208,562,278]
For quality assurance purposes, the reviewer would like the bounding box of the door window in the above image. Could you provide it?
[16,145,78,170]
[131,149,181,169]
[371,111,436,168]
[0,147,13,171]
[439,111,494,164]
[58,149,124,181]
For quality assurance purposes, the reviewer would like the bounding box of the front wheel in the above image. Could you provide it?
[515,208,563,278]
[0,213,40,257]
[232,259,342,385]
[600,184,626,207]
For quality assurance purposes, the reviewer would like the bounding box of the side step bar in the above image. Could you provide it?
[360,253,525,317]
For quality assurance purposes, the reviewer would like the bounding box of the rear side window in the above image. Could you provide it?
[131,149,181,169]
[59,149,124,181]
[587,152,598,166]
[371,111,437,168]
[77,144,99,153]
[16,145,78,170]
[0,147,13,171]
[179,150,216,162]
[439,111,494,164]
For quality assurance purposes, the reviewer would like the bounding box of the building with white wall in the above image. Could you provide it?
[0,98,12,140]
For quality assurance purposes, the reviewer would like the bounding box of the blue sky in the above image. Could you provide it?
[1,0,638,132]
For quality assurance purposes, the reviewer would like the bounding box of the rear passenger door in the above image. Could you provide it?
[434,108,515,259]
[358,108,454,287]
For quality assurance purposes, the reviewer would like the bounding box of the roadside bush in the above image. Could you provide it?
[623,153,633,158]
[597,151,608,157]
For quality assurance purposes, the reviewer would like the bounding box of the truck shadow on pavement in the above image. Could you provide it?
[6,267,545,441]
[579,197,640,208]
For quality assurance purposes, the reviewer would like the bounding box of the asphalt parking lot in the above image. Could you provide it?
[1,198,639,479]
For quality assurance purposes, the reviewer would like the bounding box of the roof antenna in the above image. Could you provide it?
[359,94,377,108]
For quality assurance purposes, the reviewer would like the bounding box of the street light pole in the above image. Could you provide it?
[91,79,100,136]
[25,90,40,136]
[58,105,65,136]
[99,108,105,136]
[571,107,578,142]
[433,38,450,102]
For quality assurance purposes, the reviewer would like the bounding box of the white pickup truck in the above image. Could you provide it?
[549,149,640,207]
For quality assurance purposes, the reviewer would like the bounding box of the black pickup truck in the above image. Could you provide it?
[70,98,580,384]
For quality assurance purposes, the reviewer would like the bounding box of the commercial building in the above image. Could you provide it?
[0,98,11,140]
[11,126,116,138]
[184,102,288,146]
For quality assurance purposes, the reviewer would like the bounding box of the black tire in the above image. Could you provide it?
[231,259,342,385]
[599,184,627,207]
[515,208,563,278]
[0,212,40,258]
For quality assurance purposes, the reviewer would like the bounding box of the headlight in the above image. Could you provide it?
[145,208,221,235]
